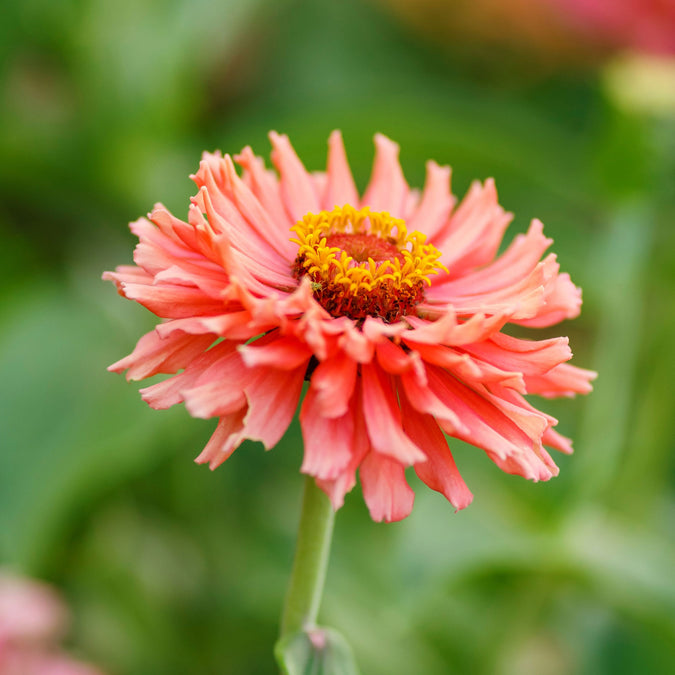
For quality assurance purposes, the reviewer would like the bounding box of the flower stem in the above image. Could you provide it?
[280,475,335,638]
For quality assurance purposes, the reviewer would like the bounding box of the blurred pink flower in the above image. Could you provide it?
[0,574,66,647]
[548,0,675,55]
[105,132,595,522]
[1,652,104,675]
[0,573,104,675]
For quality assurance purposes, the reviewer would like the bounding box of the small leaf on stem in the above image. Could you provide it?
[275,626,360,675]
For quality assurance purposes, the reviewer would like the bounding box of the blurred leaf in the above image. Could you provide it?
[276,627,360,675]
[0,279,194,570]
[570,203,654,503]
[563,510,675,630]
[593,103,651,200]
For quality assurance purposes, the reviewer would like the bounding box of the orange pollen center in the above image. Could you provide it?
[324,232,402,263]
[290,205,446,323]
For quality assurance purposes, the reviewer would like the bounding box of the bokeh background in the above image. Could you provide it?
[1,0,674,673]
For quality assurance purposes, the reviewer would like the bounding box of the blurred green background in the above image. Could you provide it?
[1,0,674,673]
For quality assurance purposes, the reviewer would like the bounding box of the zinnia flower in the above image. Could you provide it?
[105,131,595,522]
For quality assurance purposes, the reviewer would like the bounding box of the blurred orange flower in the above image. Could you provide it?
[377,0,675,69]
[375,0,603,69]
[105,132,595,522]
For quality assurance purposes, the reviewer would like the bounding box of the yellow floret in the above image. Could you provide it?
[291,205,446,293]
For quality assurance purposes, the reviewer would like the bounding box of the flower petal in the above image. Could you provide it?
[309,350,358,418]
[516,272,582,327]
[406,161,455,240]
[425,256,555,321]
[315,387,370,509]
[269,131,320,221]
[195,185,295,288]
[239,334,313,370]
[237,364,306,449]
[426,366,555,481]
[140,341,242,409]
[300,387,354,480]
[192,154,291,277]
[404,311,508,347]
[117,281,224,319]
[156,312,264,342]
[360,451,415,523]
[219,153,297,261]
[183,382,247,419]
[235,145,293,232]
[375,339,424,376]
[180,344,251,418]
[400,393,473,510]
[361,134,409,216]
[462,333,573,376]
[323,130,359,209]
[399,367,467,434]
[407,343,526,393]
[524,362,597,397]
[109,330,215,381]
[430,218,551,294]
[195,410,247,470]
[432,178,512,274]
[361,363,427,465]
[543,427,574,454]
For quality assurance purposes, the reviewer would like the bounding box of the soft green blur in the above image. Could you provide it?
[1,0,674,673]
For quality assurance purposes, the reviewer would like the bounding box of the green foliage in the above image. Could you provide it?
[1,0,674,674]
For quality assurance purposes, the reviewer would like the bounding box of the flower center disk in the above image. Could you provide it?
[291,205,445,323]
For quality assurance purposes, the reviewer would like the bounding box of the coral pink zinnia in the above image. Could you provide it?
[105,132,595,522]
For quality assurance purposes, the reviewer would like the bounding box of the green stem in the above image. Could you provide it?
[280,475,336,638]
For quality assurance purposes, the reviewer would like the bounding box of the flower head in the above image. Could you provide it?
[105,131,595,522]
